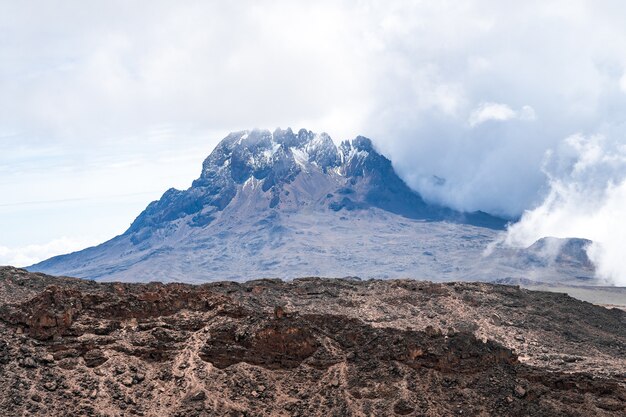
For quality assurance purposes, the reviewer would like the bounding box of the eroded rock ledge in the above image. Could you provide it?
[0,266,624,416]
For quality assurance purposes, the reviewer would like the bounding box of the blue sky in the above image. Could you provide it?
[2,1,626,278]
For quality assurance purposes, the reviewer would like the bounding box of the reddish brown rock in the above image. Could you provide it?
[0,266,624,416]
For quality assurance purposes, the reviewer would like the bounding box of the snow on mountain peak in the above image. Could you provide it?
[27,128,516,282]
[200,128,356,183]
[116,128,507,240]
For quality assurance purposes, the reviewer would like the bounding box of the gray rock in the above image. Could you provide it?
[20,357,37,368]
[188,390,206,402]
[43,381,57,392]
[514,385,526,398]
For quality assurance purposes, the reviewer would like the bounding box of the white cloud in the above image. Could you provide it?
[506,134,626,285]
[469,102,516,126]
[3,1,626,263]
[620,72,626,93]
[468,102,536,126]
[0,237,102,268]
[519,105,537,121]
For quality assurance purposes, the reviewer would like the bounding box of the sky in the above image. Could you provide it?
[2,1,626,283]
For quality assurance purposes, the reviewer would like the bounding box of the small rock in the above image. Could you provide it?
[20,357,37,368]
[43,382,57,392]
[83,349,108,368]
[0,341,9,364]
[122,376,134,387]
[31,393,42,402]
[274,306,285,319]
[189,390,206,402]
[514,385,526,398]
[251,390,259,397]
[135,373,145,383]
[424,326,441,337]
[90,390,98,399]
[596,398,624,411]
[393,399,415,415]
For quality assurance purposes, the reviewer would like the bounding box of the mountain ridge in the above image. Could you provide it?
[29,128,597,284]
[125,127,506,239]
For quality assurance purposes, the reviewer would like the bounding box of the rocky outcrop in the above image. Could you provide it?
[0,267,625,416]
[3,283,231,341]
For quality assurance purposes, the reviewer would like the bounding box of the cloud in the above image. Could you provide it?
[0,237,102,267]
[505,134,626,285]
[2,1,626,267]
[469,103,516,126]
[620,72,626,93]
[468,102,535,127]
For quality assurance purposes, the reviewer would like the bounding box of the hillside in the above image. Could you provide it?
[1,267,624,416]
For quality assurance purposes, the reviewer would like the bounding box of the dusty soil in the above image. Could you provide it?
[0,266,624,416]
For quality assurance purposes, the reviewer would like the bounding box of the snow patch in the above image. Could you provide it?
[236,132,249,145]
[291,148,310,171]
[243,176,260,190]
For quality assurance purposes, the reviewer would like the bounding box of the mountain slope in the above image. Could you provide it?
[28,128,594,284]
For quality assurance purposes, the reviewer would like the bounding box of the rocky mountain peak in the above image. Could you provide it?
[130,128,393,234]
[199,128,356,183]
[123,128,507,236]
[28,129,509,282]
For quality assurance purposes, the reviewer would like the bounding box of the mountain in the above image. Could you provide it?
[28,128,593,283]
[124,128,502,234]
[1,267,625,416]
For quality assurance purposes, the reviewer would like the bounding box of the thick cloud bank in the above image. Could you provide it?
[506,135,626,285]
[4,1,626,215]
[2,1,626,279]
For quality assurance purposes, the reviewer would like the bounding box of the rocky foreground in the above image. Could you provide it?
[0,267,624,416]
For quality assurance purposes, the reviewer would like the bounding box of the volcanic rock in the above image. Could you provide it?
[0,266,624,416]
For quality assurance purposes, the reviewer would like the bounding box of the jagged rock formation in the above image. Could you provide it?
[0,267,624,416]
[28,128,598,284]
[124,129,499,233]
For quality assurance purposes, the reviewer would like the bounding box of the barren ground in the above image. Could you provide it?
[0,266,624,416]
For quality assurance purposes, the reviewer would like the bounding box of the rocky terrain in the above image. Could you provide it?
[0,266,624,416]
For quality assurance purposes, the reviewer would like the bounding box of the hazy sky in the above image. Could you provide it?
[2,1,626,281]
